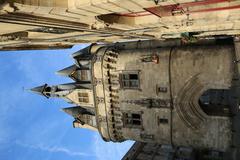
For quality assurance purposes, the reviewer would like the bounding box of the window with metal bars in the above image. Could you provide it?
[120,72,140,89]
[123,113,142,127]
[78,92,89,103]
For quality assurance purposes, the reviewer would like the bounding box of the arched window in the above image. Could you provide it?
[199,89,231,117]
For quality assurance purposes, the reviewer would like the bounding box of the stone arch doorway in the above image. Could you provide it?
[199,89,231,117]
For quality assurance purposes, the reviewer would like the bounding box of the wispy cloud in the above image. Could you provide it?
[93,133,134,160]
[15,140,92,157]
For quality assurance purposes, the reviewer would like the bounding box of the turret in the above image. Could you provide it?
[30,84,48,97]
[62,106,95,118]
[72,45,93,67]
[31,82,94,105]
[30,84,71,98]
[56,65,77,77]
[62,106,97,131]
[56,64,91,82]
[55,45,94,82]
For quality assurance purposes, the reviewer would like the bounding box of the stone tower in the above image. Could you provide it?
[32,38,240,160]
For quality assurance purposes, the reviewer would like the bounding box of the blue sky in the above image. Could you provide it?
[0,45,133,160]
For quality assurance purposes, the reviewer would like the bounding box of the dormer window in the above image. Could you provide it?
[78,92,89,103]
[43,86,52,97]
[45,86,51,92]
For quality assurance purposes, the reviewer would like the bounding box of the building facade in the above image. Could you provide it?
[32,38,240,159]
[0,0,240,50]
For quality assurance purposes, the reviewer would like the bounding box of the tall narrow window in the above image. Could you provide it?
[120,72,140,89]
[80,70,89,81]
[78,92,89,103]
[70,70,89,81]
[123,113,142,127]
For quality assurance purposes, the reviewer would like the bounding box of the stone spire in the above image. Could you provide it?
[72,45,92,67]
[56,65,77,77]
[62,106,96,130]
[30,84,48,97]
[56,64,91,82]
[30,83,71,98]
[61,106,94,118]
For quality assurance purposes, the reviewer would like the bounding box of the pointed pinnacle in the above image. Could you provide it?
[30,84,47,96]
[56,65,77,76]
[61,106,93,118]
[61,107,73,116]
